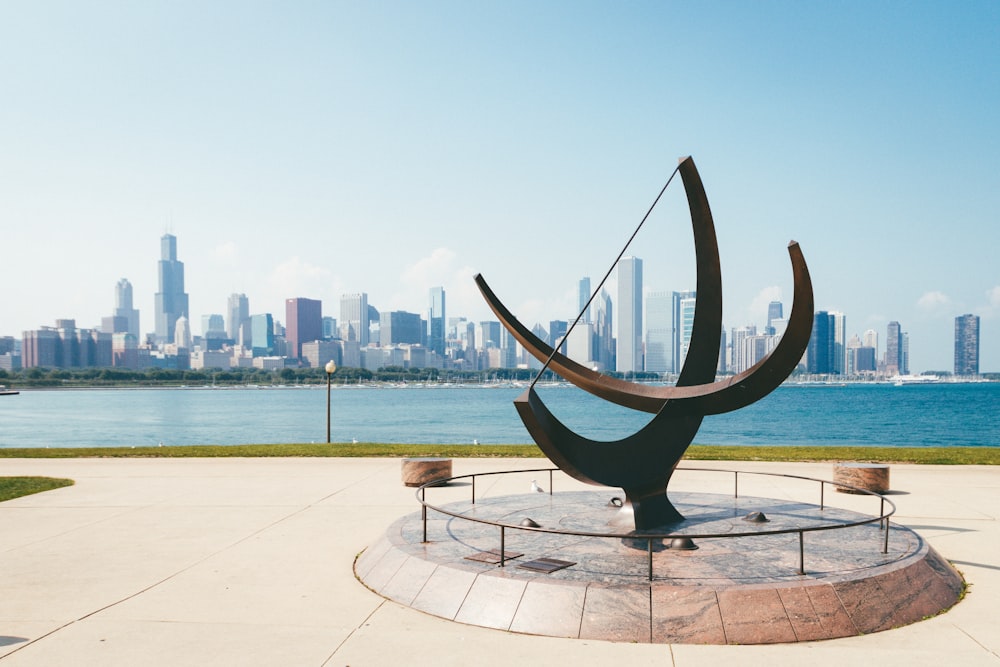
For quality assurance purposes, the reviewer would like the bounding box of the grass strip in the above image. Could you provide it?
[0,443,998,465]
[0,477,75,503]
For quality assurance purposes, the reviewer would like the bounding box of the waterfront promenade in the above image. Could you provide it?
[1,457,998,666]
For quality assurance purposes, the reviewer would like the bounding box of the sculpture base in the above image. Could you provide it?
[356,491,964,645]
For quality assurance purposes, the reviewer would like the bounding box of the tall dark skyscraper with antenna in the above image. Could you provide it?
[154,234,189,344]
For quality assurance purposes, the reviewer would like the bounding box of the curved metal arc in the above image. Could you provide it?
[477,240,813,416]
[514,385,701,489]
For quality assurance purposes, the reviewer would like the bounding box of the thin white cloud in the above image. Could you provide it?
[917,290,950,311]
[746,286,782,328]
[981,285,1000,319]
[988,286,1000,308]
[262,257,336,316]
[213,241,239,265]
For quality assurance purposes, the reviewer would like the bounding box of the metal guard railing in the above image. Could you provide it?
[414,466,897,581]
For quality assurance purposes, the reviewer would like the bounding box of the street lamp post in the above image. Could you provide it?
[325,360,337,444]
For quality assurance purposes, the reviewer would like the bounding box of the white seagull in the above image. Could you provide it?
[530,479,545,493]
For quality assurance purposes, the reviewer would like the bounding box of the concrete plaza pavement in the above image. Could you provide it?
[1,457,998,666]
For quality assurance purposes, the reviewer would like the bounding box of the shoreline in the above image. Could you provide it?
[1,443,998,465]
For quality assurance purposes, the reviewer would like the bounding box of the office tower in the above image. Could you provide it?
[677,295,697,372]
[322,317,337,339]
[594,290,614,371]
[863,329,878,350]
[718,326,727,374]
[286,298,323,360]
[428,287,446,356]
[954,314,980,375]
[250,314,275,357]
[846,334,861,374]
[500,327,518,368]
[730,325,756,374]
[901,332,910,374]
[807,311,834,374]
[548,320,568,355]
[175,316,192,349]
[831,312,846,375]
[885,321,903,376]
[645,291,673,373]
[616,256,642,374]
[202,314,225,337]
[380,311,423,346]
[227,293,249,341]
[340,294,369,346]
[114,278,140,338]
[578,277,592,323]
[22,328,59,368]
[672,290,696,373]
[477,321,502,349]
[154,234,189,344]
[566,323,594,364]
[766,301,783,335]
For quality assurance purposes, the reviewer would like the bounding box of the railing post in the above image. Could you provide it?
[472,475,476,505]
[421,487,428,543]
[883,520,890,554]
[734,471,739,498]
[500,525,506,567]
[549,469,553,496]
[798,531,805,575]
[820,481,825,510]
[648,538,654,581]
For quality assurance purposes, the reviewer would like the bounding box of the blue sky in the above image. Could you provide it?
[2,2,998,372]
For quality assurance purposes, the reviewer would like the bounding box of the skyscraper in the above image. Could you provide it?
[285,298,322,360]
[831,312,846,375]
[616,256,642,374]
[428,287,446,356]
[578,277,592,323]
[340,294,369,346]
[677,294,697,372]
[807,311,834,374]
[954,314,980,375]
[885,321,903,376]
[250,314,275,357]
[672,290,696,373]
[380,311,423,346]
[154,234,189,344]
[548,320,568,355]
[114,278,140,338]
[593,290,614,371]
[227,293,249,342]
[766,301,783,335]
[644,291,672,373]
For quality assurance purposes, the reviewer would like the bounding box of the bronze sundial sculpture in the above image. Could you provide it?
[475,156,814,531]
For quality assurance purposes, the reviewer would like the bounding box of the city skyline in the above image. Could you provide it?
[2,232,993,376]
[2,4,997,372]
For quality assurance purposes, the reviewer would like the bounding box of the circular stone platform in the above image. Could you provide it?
[356,491,964,645]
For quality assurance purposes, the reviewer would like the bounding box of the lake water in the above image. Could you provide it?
[1,382,998,449]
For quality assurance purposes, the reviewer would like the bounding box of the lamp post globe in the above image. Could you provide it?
[325,361,337,443]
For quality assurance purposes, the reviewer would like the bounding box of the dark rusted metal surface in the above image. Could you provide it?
[476,156,814,529]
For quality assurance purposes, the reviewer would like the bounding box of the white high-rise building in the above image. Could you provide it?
[227,293,249,342]
[340,294,369,346]
[678,295,697,372]
[616,257,642,374]
[174,316,192,349]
